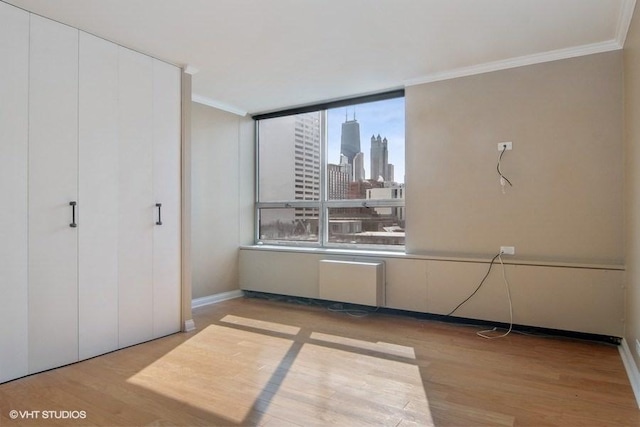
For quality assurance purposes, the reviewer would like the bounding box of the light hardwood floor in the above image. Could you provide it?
[0,296,638,426]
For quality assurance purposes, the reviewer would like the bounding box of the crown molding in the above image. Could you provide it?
[404,39,622,88]
[406,0,635,88]
[191,93,247,117]
[617,0,637,48]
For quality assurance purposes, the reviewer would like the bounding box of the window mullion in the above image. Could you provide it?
[324,199,405,208]
[320,109,328,247]
[254,120,260,243]
[257,201,320,209]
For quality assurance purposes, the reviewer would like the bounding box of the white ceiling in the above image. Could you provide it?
[4,0,636,116]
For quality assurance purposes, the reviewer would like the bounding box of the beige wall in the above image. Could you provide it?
[625,4,640,372]
[406,52,624,265]
[240,51,627,338]
[191,102,253,299]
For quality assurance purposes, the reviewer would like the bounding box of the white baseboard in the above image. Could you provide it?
[192,289,244,309]
[183,319,196,332]
[619,339,640,408]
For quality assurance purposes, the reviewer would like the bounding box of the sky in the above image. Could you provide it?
[327,97,405,183]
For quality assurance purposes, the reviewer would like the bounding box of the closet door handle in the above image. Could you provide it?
[69,201,77,228]
[155,203,163,225]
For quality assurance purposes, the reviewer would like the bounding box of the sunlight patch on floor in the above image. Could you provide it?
[126,319,434,426]
[267,343,434,426]
[220,314,301,335]
[310,332,416,359]
[127,324,294,424]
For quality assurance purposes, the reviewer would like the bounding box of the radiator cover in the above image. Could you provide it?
[318,259,385,307]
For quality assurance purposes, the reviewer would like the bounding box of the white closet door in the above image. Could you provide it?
[78,32,119,360]
[152,60,182,338]
[118,47,154,348]
[28,15,79,373]
[0,2,29,383]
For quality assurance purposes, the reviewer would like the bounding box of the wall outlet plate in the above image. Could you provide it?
[500,246,515,255]
[498,142,512,151]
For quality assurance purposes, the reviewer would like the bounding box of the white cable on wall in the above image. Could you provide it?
[476,254,513,339]
[497,145,513,194]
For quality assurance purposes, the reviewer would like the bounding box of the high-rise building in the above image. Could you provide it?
[258,111,322,226]
[382,138,388,180]
[293,112,322,219]
[327,163,349,199]
[339,154,352,183]
[353,152,365,181]
[370,134,388,181]
[340,112,361,167]
[386,163,394,183]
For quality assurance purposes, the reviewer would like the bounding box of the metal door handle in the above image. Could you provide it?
[69,201,77,228]
[156,203,162,225]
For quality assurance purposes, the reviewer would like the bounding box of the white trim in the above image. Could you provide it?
[619,339,640,408]
[183,319,196,332]
[616,0,637,48]
[405,40,621,88]
[240,245,625,271]
[191,93,247,117]
[192,290,244,309]
[183,64,199,75]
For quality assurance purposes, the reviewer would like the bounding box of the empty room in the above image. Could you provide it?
[2,0,640,426]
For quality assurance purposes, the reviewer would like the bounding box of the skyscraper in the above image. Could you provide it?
[327,163,349,200]
[370,134,388,181]
[257,111,322,224]
[386,163,394,183]
[339,154,352,182]
[353,152,365,181]
[340,112,361,165]
[293,113,322,221]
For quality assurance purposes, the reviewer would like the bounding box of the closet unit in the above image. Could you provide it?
[78,31,120,360]
[117,47,182,349]
[0,2,182,383]
[0,3,29,384]
[151,60,182,340]
[28,13,80,374]
[117,47,155,349]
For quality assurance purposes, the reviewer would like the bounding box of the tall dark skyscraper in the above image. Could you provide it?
[340,112,361,165]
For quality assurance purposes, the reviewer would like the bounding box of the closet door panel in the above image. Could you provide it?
[118,47,154,348]
[152,60,182,338]
[78,32,119,360]
[28,15,79,373]
[0,2,29,383]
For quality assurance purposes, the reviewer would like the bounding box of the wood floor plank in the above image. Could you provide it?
[0,296,638,426]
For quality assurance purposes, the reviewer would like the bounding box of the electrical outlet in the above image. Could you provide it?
[500,246,515,255]
[497,142,512,151]
[636,339,640,358]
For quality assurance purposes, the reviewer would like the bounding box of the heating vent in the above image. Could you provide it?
[318,260,385,307]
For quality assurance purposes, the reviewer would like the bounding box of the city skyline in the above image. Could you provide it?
[327,97,405,183]
[257,106,405,244]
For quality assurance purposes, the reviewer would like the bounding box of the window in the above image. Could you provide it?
[255,93,405,249]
